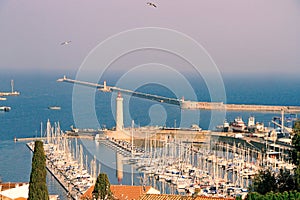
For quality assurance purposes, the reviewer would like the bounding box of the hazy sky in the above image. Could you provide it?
[0,0,299,76]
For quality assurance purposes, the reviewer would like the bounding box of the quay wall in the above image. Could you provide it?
[181,101,300,113]
[0,92,20,96]
[103,129,210,143]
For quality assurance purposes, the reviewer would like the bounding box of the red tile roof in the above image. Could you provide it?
[111,185,152,200]
[0,183,27,191]
[81,185,152,200]
[139,194,235,200]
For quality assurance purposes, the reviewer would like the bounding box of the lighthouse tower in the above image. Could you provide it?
[116,92,124,131]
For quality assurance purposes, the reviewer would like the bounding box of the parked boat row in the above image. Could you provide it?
[216,116,269,134]
[27,120,98,200]
[216,113,298,146]
[115,130,295,199]
[134,141,251,198]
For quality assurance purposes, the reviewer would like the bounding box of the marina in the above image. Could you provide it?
[1,74,300,200]
[26,120,98,200]
[21,115,297,199]
[8,75,298,199]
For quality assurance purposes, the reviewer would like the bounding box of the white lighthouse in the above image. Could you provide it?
[116,92,124,131]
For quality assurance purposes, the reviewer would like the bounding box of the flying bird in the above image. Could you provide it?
[60,40,72,45]
[147,2,157,8]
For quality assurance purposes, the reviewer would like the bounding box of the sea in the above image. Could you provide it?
[0,72,300,199]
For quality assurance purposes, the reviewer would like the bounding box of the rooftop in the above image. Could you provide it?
[81,185,160,200]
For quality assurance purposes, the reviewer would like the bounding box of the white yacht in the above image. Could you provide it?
[0,106,11,112]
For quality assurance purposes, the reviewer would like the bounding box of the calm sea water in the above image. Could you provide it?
[0,72,299,199]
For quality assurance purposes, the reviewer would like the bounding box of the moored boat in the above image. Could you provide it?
[230,117,246,132]
[216,120,230,132]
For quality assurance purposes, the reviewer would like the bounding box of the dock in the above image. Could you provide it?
[104,137,145,156]
[15,135,94,142]
[0,80,20,96]
[24,120,98,200]
[181,101,300,113]
[27,139,96,200]
[0,91,20,96]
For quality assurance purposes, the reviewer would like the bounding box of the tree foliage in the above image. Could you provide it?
[248,120,300,199]
[292,121,300,166]
[250,159,296,194]
[291,120,300,191]
[250,169,277,195]
[92,173,113,200]
[246,191,300,200]
[277,168,296,192]
[28,140,49,200]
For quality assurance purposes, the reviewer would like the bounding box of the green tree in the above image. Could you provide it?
[92,173,113,200]
[277,168,296,192]
[247,121,300,198]
[292,121,300,165]
[292,120,300,191]
[250,169,277,195]
[28,140,49,200]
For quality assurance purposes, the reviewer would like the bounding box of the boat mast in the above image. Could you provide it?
[40,122,43,139]
[46,119,51,144]
[281,109,284,134]
[131,120,134,157]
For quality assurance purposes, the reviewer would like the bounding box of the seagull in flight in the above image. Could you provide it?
[60,40,72,45]
[147,2,157,8]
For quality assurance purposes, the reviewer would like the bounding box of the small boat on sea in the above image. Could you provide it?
[48,106,61,110]
[0,97,7,101]
[0,106,11,112]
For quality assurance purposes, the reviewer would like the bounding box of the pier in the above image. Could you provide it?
[0,91,20,96]
[104,137,145,156]
[25,120,98,200]
[181,101,300,113]
[26,143,77,200]
[0,80,20,96]
[58,76,300,113]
